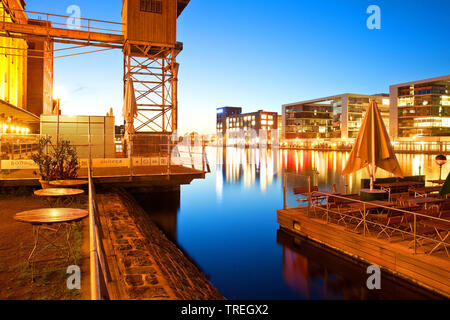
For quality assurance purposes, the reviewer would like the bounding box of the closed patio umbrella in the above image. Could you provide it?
[342,100,403,190]
[122,79,137,138]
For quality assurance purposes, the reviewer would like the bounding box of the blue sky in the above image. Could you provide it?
[27,0,450,133]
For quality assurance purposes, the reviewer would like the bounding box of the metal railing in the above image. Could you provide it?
[0,133,210,180]
[286,186,449,258]
[2,8,124,35]
[88,159,111,300]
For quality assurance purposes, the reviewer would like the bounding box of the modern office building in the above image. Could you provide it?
[282,94,390,141]
[216,107,278,141]
[390,75,450,139]
[216,106,242,136]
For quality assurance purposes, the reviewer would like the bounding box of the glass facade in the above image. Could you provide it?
[347,96,389,139]
[397,81,450,137]
[284,94,390,141]
[285,103,333,139]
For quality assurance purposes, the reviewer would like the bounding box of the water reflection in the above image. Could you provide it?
[277,230,441,300]
[133,147,447,300]
[215,147,281,193]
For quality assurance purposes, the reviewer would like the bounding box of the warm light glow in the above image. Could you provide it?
[53,86,67,101]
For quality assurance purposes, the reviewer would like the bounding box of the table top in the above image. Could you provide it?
[310,191,340,197]
[428,179,446,185]
[421,219,450,231]
[34,188,85,197]
[14,208,89,225]
[410,186,442,193]
[49,180,88,187]
[348,200,393,209]
[375,181,424,188]
[406,197,445,204]
[360,189,387,194]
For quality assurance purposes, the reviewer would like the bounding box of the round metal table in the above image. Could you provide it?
[14,208,89,280]
[34,188,85,207]
[49,180,88,188]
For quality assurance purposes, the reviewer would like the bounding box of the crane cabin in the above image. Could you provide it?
[122,0,190,46]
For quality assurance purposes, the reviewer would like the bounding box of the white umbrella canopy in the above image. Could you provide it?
[342,100,404,190]
[122,79,137,137]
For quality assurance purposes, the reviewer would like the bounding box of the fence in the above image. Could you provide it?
[2,7,123,36]
[0,133,209,181]
[283,175,449,259]
[88,160,110,300]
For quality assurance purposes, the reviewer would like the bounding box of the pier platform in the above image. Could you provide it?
[277,207,450,298]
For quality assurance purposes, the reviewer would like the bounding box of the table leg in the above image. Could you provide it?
[65,223,75,262]
[28,225,40,263]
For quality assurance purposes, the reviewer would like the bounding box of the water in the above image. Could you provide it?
[134,148,446,300]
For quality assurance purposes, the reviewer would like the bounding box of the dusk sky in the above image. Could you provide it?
[27,0,449,134]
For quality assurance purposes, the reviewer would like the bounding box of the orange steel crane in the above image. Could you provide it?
[0,0,190,135]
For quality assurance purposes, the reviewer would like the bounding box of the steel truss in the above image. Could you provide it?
[124,42,179,134]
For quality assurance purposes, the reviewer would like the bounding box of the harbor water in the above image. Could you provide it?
[134,147,446,300]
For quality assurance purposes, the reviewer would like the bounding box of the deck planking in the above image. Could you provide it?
[277,207,450,297]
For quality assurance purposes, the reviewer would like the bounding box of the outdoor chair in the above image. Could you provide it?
[293,186,319,209]
[332,194,361,226]
[390,192,412,205]
[376,208,409,241]
[438,199,450,218]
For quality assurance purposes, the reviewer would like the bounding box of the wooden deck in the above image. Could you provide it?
[277,207,450,298]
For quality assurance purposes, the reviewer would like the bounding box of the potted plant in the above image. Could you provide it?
[32,137,55,188]
[32,137,80,188]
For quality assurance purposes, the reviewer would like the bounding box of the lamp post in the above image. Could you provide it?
[435,154,447,181]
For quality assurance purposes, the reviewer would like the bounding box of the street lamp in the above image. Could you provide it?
[435,154,447,181]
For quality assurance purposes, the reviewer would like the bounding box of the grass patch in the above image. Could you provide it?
[10,222,85,300]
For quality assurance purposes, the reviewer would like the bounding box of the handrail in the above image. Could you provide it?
[88,160,110,300]
[296,190,450,257]
[3,8,124,35]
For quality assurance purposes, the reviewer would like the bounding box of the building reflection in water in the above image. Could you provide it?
[277,230,441,300]
[215,147,281,193]
[279,150,443,195]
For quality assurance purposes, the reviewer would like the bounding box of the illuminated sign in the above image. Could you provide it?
[217,109,224,114]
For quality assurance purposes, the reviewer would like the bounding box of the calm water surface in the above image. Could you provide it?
[134,148,447,300]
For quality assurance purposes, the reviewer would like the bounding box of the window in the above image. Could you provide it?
[140,0,162,13]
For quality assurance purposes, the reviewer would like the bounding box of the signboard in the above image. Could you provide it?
[132,157,170,167]
[1,160,38,170]
[1,157,168,170]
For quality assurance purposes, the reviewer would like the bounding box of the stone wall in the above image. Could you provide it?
[96,189,224,300]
